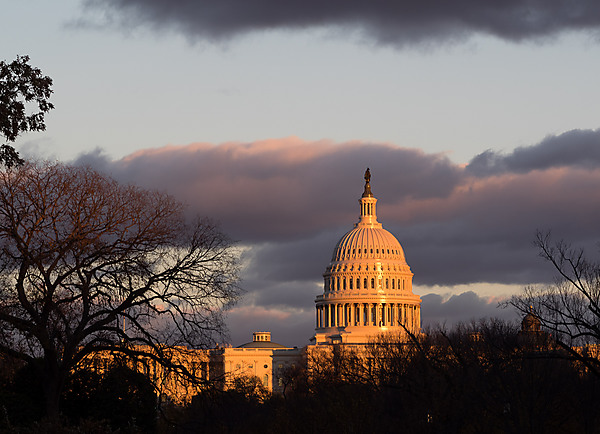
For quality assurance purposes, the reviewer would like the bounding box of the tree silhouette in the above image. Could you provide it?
[509,231,600,377]
[0,162,240,420]
[0,55,54,167]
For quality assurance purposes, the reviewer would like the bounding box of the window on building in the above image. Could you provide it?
[371,278,375,289]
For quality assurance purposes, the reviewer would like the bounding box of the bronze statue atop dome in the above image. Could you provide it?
[362,167,373,197]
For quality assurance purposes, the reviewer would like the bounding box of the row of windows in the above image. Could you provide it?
[329,263,404,273]
[326,276,407,291]
[336,247,400,259]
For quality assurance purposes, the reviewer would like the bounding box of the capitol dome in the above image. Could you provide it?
[332,226,406,262]
[313,169,421,345]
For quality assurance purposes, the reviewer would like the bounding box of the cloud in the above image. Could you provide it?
[80,0,600,47]
[466,129,600,176]
[421,291,519,327]
[78,138,461,242]
[72,132,600,343]
[225,305,314,347]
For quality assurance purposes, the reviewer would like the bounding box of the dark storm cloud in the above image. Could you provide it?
[76,139,461,242]
[72,133,600,344]
[467,129,600,176]
[226,304,315,347]
[72,132,600,336]
[81,0,600,46]
[393,163,600,285]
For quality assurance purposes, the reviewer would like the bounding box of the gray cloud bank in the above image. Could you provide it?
[81,0,600,46]
[74,130,600,344]
[467,129,600,176]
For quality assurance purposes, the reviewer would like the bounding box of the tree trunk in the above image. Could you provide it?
[43,355,64,422]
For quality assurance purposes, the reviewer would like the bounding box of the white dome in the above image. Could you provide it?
[332,226,406,262]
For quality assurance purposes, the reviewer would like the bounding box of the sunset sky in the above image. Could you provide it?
[3,0,600,346]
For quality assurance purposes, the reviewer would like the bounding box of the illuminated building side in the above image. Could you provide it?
[313,169,421,344]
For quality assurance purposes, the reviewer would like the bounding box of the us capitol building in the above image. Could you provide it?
[313,168,421,344]
[95,170,422,400]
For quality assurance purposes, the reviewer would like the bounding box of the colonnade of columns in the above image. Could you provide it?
[315,302,420,332]
[325,276,408,291]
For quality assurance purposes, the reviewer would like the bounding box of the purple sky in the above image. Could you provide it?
[75,131,600,346]
[5,0,600,346]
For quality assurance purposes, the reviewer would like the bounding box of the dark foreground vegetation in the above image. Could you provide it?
[2,319,600,434]
[174,321,600,434]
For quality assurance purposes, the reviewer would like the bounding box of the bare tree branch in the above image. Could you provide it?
[0,161,241,419]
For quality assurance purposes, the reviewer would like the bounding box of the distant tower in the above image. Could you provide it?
[312,169,421,344]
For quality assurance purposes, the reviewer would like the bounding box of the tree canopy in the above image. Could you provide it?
[0,161,240,419]
[0,55,54,167]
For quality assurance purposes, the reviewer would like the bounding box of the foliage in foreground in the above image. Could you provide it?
[172,320,600,434]
[2,319,600,433]
[0,362,155,433]
[0,55,54,168]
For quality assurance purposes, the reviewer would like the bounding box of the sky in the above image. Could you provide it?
[2,0,600,346]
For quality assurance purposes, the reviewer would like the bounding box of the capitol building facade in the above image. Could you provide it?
[196,169,423,396]
[94,170,423,400]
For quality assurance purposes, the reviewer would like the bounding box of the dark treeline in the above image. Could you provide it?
[2,318,600,433]
[175,319,600,434]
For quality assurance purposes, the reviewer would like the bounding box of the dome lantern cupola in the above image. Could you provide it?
[358,168,380,227]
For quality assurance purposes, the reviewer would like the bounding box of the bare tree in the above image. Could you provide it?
[0,162,241,419]
[509,231,600,376]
